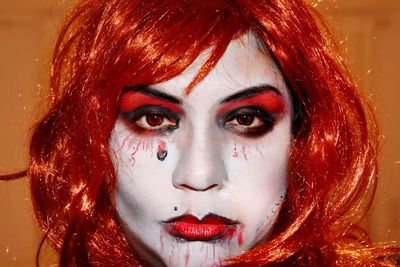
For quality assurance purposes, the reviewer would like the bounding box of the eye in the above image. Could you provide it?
[227,114,264,127]
[120,105,179,133]
[222,107,275,136]
[135,113,177,130]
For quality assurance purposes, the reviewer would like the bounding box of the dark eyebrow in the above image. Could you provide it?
[220,84,282,104]
[122,85,182,104]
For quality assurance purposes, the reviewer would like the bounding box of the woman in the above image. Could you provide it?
[2,0,399,266]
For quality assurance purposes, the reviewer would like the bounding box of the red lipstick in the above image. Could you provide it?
[164,214,239,241]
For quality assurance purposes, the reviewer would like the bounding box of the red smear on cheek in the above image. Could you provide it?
[216,91,285,117]
[119,91,184,114]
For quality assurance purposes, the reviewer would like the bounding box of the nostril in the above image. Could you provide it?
[178,183,219,192]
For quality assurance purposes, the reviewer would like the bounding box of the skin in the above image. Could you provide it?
[109,33,293,267]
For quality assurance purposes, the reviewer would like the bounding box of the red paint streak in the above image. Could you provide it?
[225,226,236,240]
[159,232,164,253]
[165,214,238,241]
[241,145,248,160]
[140,139,153,152]
[205,242,209,260]
[233,142,239,158]
[110,149,120,162]
[237,225,244,247]
[130,144,140,166]
[225,226,237,248]
[158,140,167,154]
[216,91,285,117]
[255,146,264,158]
[131,147,139,167]
[119,91,184,114]
[185,243,190,267]
[213,243,216,262]
[169,241,175,266]
[119,136,130,151]
[141,140,145,150]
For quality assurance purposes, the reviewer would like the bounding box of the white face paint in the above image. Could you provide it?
[109,33,293,267]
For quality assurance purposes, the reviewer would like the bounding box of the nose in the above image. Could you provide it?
[172,126,227,192]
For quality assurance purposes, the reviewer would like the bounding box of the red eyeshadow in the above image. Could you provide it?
[216,91,286,116]
[119,91,184,114]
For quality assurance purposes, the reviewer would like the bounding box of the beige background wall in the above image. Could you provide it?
[0,0,399,266]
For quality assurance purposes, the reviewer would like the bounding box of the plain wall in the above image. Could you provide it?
[0,0,399,265]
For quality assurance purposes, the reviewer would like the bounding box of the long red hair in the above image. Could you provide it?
[2,0,399,266]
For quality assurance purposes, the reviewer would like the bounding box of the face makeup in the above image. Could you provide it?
[164,214,239,242]
[109,33,293,267]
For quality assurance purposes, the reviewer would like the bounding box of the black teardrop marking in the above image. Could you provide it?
[157,149,168,161]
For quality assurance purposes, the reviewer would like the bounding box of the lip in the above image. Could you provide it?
[163,214,239,241]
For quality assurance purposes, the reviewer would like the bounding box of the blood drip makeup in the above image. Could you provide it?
[157,141,168,161]
[109,33,292,266]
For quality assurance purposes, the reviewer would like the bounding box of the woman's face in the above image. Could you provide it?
[109,33,293,266]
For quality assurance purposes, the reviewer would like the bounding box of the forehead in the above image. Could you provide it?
[151,33,290,104]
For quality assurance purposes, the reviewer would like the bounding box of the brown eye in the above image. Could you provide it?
[146,114,164,126]
[222,107,275,137]
[120,106,180,133]
[236,115,254,126]
[135,113,176,130]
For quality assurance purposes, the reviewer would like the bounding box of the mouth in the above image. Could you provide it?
[163,213,239,241]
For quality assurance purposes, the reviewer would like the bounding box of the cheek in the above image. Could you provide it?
[109,125,154,166]
[109,122,173,171]
[109,123,179,217]
[225,138,290,189]
[222,130,291,244]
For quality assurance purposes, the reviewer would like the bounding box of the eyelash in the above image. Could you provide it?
[221,107,276,137]
[120,106,275,137]
[120,106,180,134]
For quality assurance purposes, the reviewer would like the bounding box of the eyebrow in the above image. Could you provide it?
[122,85,182,105]
[220,84,282,104]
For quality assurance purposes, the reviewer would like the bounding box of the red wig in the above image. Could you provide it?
[3,0,399,266]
